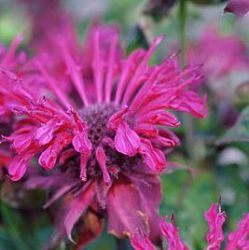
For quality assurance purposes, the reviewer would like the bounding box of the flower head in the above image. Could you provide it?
[187,26,249,80]
[1,23,206,247]
[225,0,249,17]
[18,0,75,52]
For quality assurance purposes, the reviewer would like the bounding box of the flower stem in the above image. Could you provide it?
[178,0,196,163]
[179,0,187,66]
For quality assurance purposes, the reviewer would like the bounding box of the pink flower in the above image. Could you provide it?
[225,0,249,17]
[1,23,206,248]
[158,202,249,250]
[205,203,226,250]
[18,0,75,52]
[187,26,249,79]
[225,213,249,250]
[0,35,26,118]
[160,214,189,250]
[0,36,33,176]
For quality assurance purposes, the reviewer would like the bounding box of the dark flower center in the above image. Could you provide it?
[60,103,140,180]
[80,103,119,148]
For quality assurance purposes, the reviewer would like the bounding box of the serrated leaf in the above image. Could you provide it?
[218,106,249,144]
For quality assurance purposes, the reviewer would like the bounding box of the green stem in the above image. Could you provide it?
[178,0,196,163]
[179,0,187,66]
[0,202,33,250]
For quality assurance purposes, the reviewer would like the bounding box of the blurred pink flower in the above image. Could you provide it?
[187,26,249,80]
[1,23,206,247]
[0,35,27,119]
[18,0,75,52]
[225,0,249,17]
[0,35,31,175]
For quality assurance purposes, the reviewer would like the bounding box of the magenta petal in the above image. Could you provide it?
[139,139,166,171]
[134,124,159,138]
[72,131,92,153]
[43,182,78,209]
[24,174,69,190]
[8,153,31,181]
[130,174,162,244]
[38,144,58,170]
[205,203,226,250]
[38,132,71,170]
[169,92,207,118]
[79,153,89,181]
[225,0,249,17]
[96,146,111,183]
[108,106,128,130]
[107,182,149,238]
[64,182,95,242]
[160,216,189,250]
[34,120,56,145]
[225,213,249,250]
[12,133,33,154]
[131,234,155,250]
[114,121,140,156]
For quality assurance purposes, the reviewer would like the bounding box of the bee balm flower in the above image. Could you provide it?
[225,0,249,17]
[1,24,206,247]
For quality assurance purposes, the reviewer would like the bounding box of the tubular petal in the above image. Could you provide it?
[114,121,140,156]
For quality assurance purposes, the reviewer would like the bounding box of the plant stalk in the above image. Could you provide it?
[178,0,196,163]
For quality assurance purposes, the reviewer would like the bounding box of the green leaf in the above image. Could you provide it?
[218,106,249,144]
[0,202,35,250]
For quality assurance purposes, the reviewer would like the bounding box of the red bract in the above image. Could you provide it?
[225,0,249,17]
[1,23,206,247]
